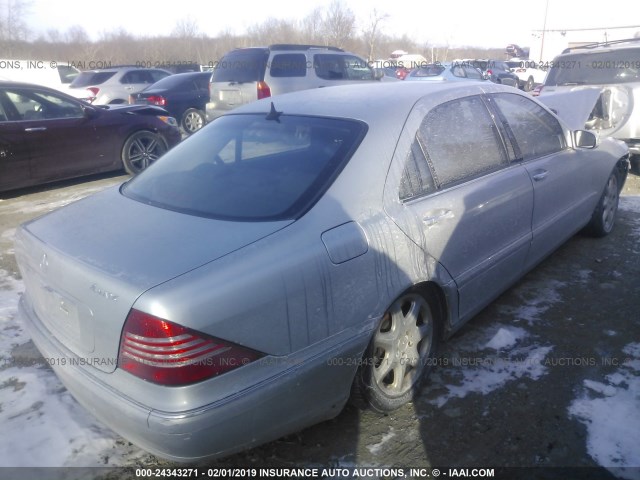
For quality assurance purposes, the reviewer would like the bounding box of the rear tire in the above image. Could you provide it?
[585,171,619,237]
[181,108,206,135]
[351,289,438,413]
[525,76,535,92]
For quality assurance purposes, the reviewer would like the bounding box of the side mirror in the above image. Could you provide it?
[574,130,597,149]
[83,105,99,119]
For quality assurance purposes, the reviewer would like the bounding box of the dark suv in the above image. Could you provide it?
[206,44,382,120]
[538,38,640,172]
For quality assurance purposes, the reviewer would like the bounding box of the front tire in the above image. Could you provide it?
[352,290,438,412]
[586,171,619,237]
[122,131,168,175]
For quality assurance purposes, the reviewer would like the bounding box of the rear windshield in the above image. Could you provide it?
[122,114,367,221]
[145,72,210,89]
[545,49,640,86]
[212,49,269,83]
[413,65,446,77]
[70,71,117,87]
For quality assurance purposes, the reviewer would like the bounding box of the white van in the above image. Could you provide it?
[0,59,80,92]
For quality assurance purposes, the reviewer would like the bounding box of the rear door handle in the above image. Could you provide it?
[532,169,548,181]
[423,209,454,226]
[24,127,47,132]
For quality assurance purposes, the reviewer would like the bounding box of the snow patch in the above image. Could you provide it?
[365,428,396,455]
[499,279,567,325]
[568,342,640,479]
[485,327,527,351]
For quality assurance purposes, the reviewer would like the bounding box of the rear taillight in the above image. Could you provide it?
[86,87,99,103]
[257,81,271,100]
[128,94,135,104]
[532,85,543,97]
[146,95,167,106]
[118,309,263,386]
[487,69,493,76]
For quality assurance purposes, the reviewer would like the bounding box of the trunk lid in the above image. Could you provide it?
[15,186,291,373]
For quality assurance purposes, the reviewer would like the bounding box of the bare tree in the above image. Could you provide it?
[65,25,89,44]
[0,0,32,41]
[172,17,200,39]
[322,0,355,48]
[362,8,389,61]
[300,7,324,44]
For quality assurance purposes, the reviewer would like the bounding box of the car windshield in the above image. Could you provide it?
[545,49,640,85]
[212,49,269,83]
[70,71,117,87]
[122,113,367,221]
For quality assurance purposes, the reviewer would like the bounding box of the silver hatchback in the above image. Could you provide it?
[16,82,629,462]
[68,67,172,105]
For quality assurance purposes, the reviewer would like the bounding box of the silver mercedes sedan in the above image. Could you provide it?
[15,81,629,462]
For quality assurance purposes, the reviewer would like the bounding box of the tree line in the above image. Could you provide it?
[0,0,505,68]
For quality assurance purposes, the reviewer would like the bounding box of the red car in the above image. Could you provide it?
[0,81,182,192]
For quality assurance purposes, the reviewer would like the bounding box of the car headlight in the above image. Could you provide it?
[157,115,178,128]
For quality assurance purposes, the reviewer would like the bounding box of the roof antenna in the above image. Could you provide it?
[265,102,282,122]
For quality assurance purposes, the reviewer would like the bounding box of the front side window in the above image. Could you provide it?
[3,88,84,120]
[418,96,507,189]
[314,54,373,80]
[123,114,367,221]
[492,93,566,161]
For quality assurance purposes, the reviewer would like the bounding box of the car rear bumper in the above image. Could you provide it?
[19,295,369,462]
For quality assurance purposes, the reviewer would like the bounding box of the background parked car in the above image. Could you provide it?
[15,81,628,462]
[470,59,519,88]
[130,72,211,135]
[0,81,181,191]
[0,59,80,92]
[68,66,172,105]
[538,37,640,174]
[404,62,485,82]
[506,59,547,91]
[206,44,383,120]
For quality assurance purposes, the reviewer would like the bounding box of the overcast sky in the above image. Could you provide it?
[26,0,640,49]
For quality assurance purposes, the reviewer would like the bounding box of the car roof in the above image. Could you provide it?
[230,81,515,125]
[560,37,640,55]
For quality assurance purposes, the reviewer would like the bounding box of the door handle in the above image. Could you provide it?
[423,209,454,226]
[24,127,47,132]
[532,170,548,181]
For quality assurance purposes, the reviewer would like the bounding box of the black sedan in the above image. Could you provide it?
[0,81,182,192]
[130,72,211,135]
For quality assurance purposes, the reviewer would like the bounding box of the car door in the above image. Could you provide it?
[0,91,31,191]
[489,92,598,269]
[3,86,111,183]
[385,93,534,323]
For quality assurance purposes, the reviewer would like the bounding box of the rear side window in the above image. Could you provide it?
[269,54,307,78]
[492,93,566,161]
[70,71,116,87]
[213,49,269,83]
[123,114,367,221]
[418,96,507,189]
